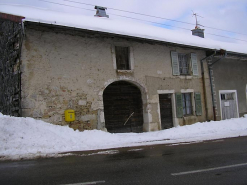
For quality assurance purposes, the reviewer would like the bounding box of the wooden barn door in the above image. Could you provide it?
[103,81,143,133]
[159,94,173,129]
[220,92,238,120]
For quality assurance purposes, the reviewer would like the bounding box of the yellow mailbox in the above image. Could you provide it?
[64,109,75,122]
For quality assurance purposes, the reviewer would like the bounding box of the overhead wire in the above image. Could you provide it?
[40,0,95,12]
[39,0,191,31]
[62,0,247,36]
[38,0,247,42]
[63,0,196,26]
[206,33,247,42]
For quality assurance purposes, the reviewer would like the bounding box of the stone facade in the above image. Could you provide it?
[20,22,213,132]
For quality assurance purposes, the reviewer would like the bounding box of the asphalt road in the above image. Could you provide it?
[1,136,247,185]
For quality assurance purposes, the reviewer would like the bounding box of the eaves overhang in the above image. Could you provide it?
[23,20,218,52]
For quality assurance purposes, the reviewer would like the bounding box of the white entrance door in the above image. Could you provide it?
[219,90,239,120]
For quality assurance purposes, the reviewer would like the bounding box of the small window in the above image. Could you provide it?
[182,93,192,115]
[115,46,130,70]
[221,93,234,100]
[221,94,225,100]
[178,54,189,75]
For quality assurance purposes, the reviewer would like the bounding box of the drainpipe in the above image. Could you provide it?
[207,51,227,121]
[200,51,216,121]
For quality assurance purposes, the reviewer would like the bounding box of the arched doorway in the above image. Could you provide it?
[103,81,143,133]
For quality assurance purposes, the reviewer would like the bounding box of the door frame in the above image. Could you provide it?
[157,90,178,129]
[219,90,239,120]
[103,81,143,133]
[246,84,247,105]
[99,79,149,132]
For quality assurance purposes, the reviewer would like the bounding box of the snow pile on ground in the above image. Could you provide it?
[0,113,247,160]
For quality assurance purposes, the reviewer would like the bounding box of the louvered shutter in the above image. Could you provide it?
[195,92,202,116]
[171,51,180,75]
[191,53,199,76]
[176,93,183,118]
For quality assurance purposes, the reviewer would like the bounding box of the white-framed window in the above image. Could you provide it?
[171,51,198,76]
[178,54,189,75]
[112,45,134,71]
[182,93,192,115]
[175,89,202,118]
[220,93,234,100]
[115,46,130,70]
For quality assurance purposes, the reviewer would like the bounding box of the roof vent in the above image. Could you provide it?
[94,6,109,18]
[192,28,205,38]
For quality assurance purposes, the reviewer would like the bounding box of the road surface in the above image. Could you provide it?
[1,136,247,185]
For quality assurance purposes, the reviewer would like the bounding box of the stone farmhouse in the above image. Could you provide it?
[1,5,246,133]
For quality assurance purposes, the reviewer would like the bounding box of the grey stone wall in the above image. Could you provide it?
[21,22,213,131]
[210,57,247,119]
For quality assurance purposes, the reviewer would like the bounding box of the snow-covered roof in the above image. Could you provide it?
[1,4,247,54]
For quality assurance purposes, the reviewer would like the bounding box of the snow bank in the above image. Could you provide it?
[0,113,247,160]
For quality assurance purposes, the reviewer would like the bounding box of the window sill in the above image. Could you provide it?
[117,70,133,73]
[181,115,198,126]
[178,75,193,79]
[183,114,194,117]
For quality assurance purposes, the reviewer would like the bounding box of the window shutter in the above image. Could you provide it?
[195,92,202,116]
[191,53,198,76]
[176,93,183,118]
[171,51,180,75]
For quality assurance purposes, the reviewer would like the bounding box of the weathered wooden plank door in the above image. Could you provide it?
[220,93,238,120]
[103,81,143,133]
[159,94,173,129]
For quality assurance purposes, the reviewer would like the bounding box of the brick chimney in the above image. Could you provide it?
[94,6,109,18]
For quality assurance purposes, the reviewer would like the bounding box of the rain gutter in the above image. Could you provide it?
[207,51,227,121]
[200,51,216,121]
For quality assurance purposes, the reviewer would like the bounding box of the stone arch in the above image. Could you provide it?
[98,79,149,132]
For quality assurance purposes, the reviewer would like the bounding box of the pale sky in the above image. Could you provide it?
[1,0,247,43]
